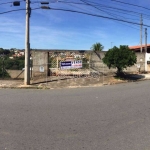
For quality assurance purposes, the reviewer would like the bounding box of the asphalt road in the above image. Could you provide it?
[0,81,150,150]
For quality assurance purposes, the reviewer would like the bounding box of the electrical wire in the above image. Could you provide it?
[0,2,149,29]
[0,7,40,15]
[83,0,150,27]
[82,0,150,18]
[0,0,24,5]
[28,0,150,21]
[78,0,139,30]
[58,0,150,21]
[111,0,150,11]
[0,1,14,5]
[48,7,150,27]
[60,1,137,23]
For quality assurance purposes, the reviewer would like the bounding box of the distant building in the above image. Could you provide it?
[12,50,25,58]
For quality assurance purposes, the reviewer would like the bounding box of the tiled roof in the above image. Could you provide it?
[129,44,150,49]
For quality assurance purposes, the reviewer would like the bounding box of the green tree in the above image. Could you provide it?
[5,56,25,70]
[91,42,104,52]
[0,48,10,55]
[102,45,137,75]
[0,59,10,78]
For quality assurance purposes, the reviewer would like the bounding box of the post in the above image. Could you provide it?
[140,14,143,53]
[145,28,147,53]
[2,57,4,79]
[24,0,30,85]
[57,55,59,69]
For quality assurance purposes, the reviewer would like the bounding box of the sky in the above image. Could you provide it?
[1,0,150,51]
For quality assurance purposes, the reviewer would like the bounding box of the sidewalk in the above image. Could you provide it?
[0,73,150,89]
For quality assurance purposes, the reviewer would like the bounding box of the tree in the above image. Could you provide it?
[91,42,104,52]
[5,56,25,70]
[102,45,137,75]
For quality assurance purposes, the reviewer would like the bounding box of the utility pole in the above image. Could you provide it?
[140,14,143,53]
[145,28,147,53]
[24,0,31,85]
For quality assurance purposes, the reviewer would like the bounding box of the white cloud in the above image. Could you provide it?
[29,24,109,49]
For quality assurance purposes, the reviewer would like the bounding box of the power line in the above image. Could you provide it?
[27,0,150,21]
[0,1,14,5]
[58,0,150,20]
[78,0,139,30]
[0,7,40,15]
[111,0,150,11]
[0,3,149,29]
[85,0,150,17]
[0,0,24,5]
[78,0,150,27]
[48,7,150,27]
[58,1,138,20]
[1,6,149,28]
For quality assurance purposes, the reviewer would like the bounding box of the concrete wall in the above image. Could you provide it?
[90,52,116,74]
[90,52,146,74]
[31,50,146,79]
[7,70,24,79]
[32,51,49,79]
[126,52,145,73]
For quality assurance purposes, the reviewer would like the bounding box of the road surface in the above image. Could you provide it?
[0,80,150,150]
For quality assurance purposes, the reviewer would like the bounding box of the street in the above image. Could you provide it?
[0,80,150,150]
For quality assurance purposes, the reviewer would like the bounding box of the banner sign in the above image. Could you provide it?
[60,61,72,69]
[72,60,82,68]
[60,60,82,69]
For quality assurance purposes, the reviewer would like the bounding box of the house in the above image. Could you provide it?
[129,44,150,53]
[129,44,150,72]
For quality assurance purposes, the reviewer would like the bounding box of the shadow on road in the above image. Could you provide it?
[114,73,145,81]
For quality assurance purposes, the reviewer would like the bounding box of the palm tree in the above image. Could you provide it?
[91,42,104,52]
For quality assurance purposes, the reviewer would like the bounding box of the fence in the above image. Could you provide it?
[1,50,141,87]
[30,51,117,87]
[0,58,10,79]
[31,62,115,88]
[0,55,25,79]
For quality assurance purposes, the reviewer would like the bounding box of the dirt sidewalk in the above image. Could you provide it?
[0,73,148,89]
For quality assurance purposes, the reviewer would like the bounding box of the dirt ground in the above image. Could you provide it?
[0,73,146,89]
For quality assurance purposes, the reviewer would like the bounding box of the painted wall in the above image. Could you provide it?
[145,53,150,71]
